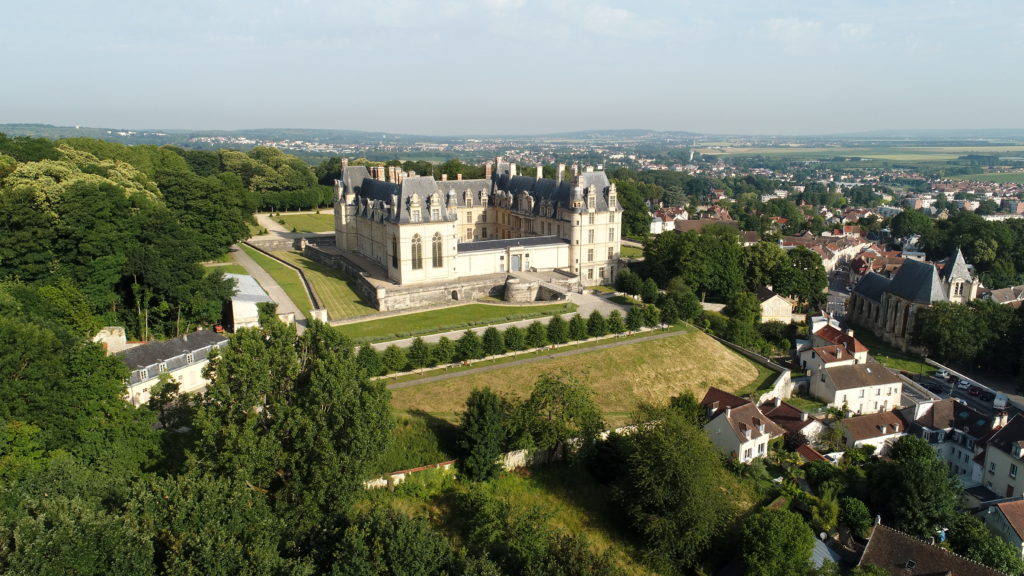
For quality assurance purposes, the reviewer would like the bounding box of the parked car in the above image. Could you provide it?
[925,383,946,394]
[935,369,950,379]
[980,391,995,402]
[969,385,982,397]
[956,379,972,391]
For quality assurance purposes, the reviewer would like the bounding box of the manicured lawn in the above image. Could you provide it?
[620,245,644,258]
[203,263,249,276]
[338,302,577,343]
[785,394,829,414]
[273,251,377,320]
[275,212,335,233]
[390,328,763,427]
[586,284,617,294]
[237,244,314,317]
[848,324,932,375]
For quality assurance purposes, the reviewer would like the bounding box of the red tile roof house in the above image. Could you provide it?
[759,397,827,447]
[841,410,908,456]
[984,499,1024,561]
[700,388,785,463]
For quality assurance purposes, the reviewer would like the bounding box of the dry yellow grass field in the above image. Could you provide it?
[391,329,764,426]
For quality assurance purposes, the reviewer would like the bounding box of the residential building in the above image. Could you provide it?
[700,387,784,463]
[858,524,1005,576]
[842,410,908,456]
[810,363,902,415]
[119,330,228,407]
[982,414,1024,498]
[984,499,1024,560]
[758,397,826,446]
[756,286,794,323]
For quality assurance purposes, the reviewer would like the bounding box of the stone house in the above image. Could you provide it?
[841,410,908,456]
[700,387,784,463]
[119,330,228,407]
[810,363,902,415]
[984,499,1024,560]
[982,414,1024,499]
[859,524,1005,576]
[756,286,793,324]
[758,397,826,446]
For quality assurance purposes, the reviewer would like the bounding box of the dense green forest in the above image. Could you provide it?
[0,133,340,339]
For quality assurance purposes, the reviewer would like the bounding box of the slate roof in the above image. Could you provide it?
[995,500,1024,540]
[853,272,891,303]
[859,524,1007,576]
[941,247,972,282]
[119,331,227,386]
[824,363,900,391]
[911,398,957,430]
[843,411,908,442]
[456,236,567,253]
[886,258,946,304]
[700,387,750,413]
[988,414,1024,457]
[755,286,787,304]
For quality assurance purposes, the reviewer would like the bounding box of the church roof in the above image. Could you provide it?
[853,272,891,303]
[940,247,972,282]
[886,258,946,304]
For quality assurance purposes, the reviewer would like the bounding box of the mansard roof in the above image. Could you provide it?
[886,258,946,304]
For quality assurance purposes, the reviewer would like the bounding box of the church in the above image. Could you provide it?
[321,157,622,310]
[846,249,979,352]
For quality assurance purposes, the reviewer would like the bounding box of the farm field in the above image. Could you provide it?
[274,212,335,233]
[696,144,1024,163]
[337,301,577,343]
[953,172,1024,184]
[273,251,377,320]
[390,328,766,427]
[237,244,314,317]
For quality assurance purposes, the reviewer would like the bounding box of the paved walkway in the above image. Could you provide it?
[386,326,682,390]
[229,244,307,334]
[367,290,630,351]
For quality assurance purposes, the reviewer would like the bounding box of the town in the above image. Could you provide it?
[3,123,1024,575]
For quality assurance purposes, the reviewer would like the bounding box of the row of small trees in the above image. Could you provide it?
[353,307,670,377]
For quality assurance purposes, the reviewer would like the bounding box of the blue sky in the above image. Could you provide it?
[2,0,1021,135]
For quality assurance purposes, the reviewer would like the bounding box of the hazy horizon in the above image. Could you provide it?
[4,1,1022,136]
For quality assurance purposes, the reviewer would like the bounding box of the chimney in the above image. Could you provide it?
[586,166,594,173]
[457,173,463,181]
[557,163,565,183]
[846,329,855,337]
[800,412,808,422]
[725,406,732,419]
[836,349,842,359]
[994,412,1009,430]
[341,157,349,169]
[441,174,448,182]
[485,161,493,180]
[536,165,543,179]
[773,397,782,408]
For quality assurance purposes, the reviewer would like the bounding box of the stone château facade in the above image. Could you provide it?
[332,158,622,294]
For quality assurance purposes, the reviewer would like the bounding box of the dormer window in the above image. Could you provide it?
[1013,444,1022,459]
[158,363,167,372]
[139,369,148,380]
[186,353,194,364]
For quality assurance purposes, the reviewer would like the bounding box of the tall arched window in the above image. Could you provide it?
[391,235,398,268]
[411,234,423,270]
[432,232,443,268]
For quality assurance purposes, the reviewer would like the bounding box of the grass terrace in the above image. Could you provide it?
[390,327,764,427]
[620,245,644,258]
[273,251,377,320]
[274,212,335,233]
[237,244,314,317]
[338,302,577,343]
[848,324,932,375]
